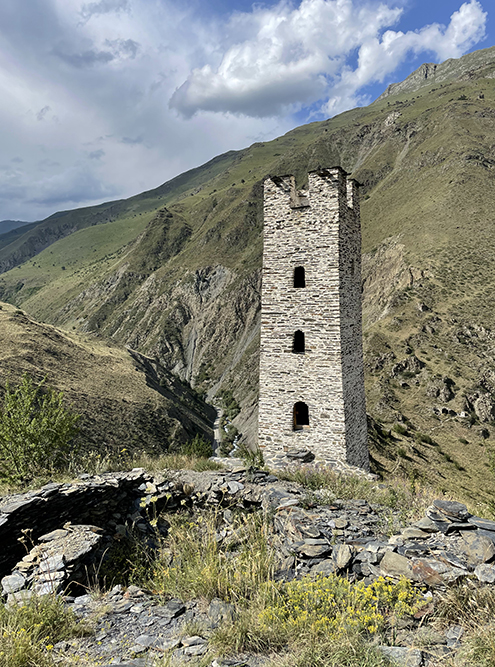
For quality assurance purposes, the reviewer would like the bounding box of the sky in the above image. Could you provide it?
[0,0,491,222]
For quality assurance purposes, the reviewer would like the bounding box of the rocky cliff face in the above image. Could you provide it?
[375,45,495,101]
[52,262,262,445]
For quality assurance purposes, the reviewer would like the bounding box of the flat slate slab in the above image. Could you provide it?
[433,500,471,522]
[468,516,495,532]
[380,550,413,579]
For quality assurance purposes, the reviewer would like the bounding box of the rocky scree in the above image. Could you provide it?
[2,467,495,666]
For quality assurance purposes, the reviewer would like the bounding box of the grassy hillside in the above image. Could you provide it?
[1,47,495,504]
[0,301,214,464]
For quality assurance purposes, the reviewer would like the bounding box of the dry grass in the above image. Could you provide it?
[435,581,495,627]
[210,574,426,667]
[428,583,495,667]
[0,448,222,496]
[0,594,89,667]
[142,509,275,603]
[0,302,213,464]
[276,465,437,526]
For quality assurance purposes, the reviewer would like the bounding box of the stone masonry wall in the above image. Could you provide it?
[0,470,149,579]
[258,168,369,469]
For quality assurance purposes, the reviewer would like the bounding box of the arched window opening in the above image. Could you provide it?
[293,402,309,430]
[293,330,305,354]
[294,266,306,288]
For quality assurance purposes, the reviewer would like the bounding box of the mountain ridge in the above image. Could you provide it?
[375,44,495,101]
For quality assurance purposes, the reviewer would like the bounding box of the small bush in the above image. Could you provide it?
[181,433,213,458]
[219,423,239,455]
[415,433,435,445]
[463,622,495,667]
[392,424,408,436]
[0,374,80,482]
[219,439,234,457]
[216,389,241,420]
[259,575,425,642]
[261,637,395,667]
[236,442,265,469]
[213,575,426,660]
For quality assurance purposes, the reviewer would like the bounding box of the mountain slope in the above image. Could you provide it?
[1,47,495,504]
[0,301,214,457]
[0,220,30,235]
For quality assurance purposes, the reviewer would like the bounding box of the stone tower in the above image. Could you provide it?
[258,167,369,470]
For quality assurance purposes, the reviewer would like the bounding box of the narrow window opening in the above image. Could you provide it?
[293,402,309,430]
[293,266,306,288]
[293,330,305,354]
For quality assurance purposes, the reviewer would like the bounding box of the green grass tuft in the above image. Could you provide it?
[0,594,89,667]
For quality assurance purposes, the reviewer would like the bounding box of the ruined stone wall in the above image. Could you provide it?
[0,470,149,578]
[258,168,369,469]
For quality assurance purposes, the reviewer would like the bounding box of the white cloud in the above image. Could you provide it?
[170,0,487,118]
[439,0,487,59]
[80,0,130,20]
[170,0,403,117]
[0,0,489,222]
[333,0,487,102]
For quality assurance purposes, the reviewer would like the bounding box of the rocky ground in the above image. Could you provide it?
[2,463,495,666]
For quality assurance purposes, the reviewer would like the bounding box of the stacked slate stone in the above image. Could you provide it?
[0,470,151,578]
[3,468,495,666]
[1,525,103,602]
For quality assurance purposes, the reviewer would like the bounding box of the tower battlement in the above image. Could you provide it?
[258,168,369,470]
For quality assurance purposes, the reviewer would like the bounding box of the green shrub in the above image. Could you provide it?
[212,575,426,661]
[0,374,80,482]
[261,637,396,667]
[216,389,241,420]
[392,424,408,436]
[236,442,265,469]
[414,433,435,445]
[181,433,213,458]
[465,624,495,667]
[219,439,234,457]
[221,423,239,452]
